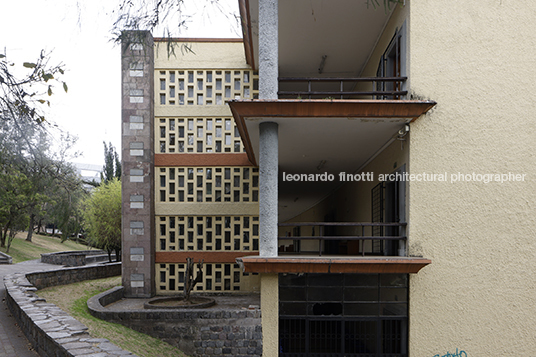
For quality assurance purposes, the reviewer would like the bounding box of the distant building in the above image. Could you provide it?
[73,163,101,188]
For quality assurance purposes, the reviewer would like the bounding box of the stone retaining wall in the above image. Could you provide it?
[88,288,263,357]
[3,263,131,357]
[40,250,115,267]
[0,251,13,264]
[28,263,121,290]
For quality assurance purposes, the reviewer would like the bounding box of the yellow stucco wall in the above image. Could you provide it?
[260,274,279,357]
[408,1,536,356]
[154,40,249,69]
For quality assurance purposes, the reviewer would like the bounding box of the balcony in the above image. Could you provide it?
[278,222,407,257]
[278,77,408,100]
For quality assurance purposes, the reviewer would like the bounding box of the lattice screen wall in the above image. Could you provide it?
[154,67,260,295]
[157,167,259,203]
[155,214,259,294]
[156,262,259,294]
[157,117,245,153]
[157,69,259,106]
[156,215,259,252]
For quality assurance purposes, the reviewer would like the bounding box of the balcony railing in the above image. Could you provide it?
[278,77,407,100]
[278,222,407,257]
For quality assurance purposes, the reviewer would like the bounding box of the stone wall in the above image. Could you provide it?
[0,251,12,264]
[3,263,128,357]
[88,287,263,357]
[28,263,121,290]
[40,250,111,267]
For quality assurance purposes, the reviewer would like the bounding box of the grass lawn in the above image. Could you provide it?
[38,277,189,357]
[0,232,90,263]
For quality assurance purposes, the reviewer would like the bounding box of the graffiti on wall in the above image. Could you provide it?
[433,349,467,357]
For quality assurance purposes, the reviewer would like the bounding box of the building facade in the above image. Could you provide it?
[121,1,536,356]
[230,1,536,357]
[121,36,260,298]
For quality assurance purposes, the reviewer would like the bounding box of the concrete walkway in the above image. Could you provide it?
[0,259,59,357]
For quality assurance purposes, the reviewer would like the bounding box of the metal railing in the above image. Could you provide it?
[278,77,407,100]
[278,222,407,257]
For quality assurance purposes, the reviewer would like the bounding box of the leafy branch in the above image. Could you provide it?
[0,50,67,126]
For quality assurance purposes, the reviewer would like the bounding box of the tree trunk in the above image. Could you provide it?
[1,223,10,248]
[114,249,121,262]
[36,218,43,234]
[26,214,35,242]
[184,258,203,301]
[6,228,17,253]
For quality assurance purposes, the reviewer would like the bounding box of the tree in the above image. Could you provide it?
[42,161,87,243]
[1,50,80,244]
[0,102,85,243]
[102,141,121,184]
[0,166,46,252]
[1,51,67,128]
[83,178,122,262]
[184,258,203,302]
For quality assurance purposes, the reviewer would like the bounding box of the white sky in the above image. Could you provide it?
[0,0,241,166]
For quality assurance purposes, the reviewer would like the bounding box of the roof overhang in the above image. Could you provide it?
[238,0,403,76]
[229,99,436,221]
[229,99,436,166]
[236,256,431,274]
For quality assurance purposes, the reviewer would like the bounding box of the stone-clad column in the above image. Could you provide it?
[259,122,278,257]
[121,31,155,298]
[258,2,280,356]
[259,0,278,99]
[258,0,279,257]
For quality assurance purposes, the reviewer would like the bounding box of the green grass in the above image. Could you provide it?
[39,277,189,357]
[0,232,90,263]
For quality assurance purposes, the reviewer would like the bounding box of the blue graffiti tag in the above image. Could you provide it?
[433,349,467,357]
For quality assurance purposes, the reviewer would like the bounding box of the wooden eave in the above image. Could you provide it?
[238,0,255,69]
[153,38,244,43]
[228,99,436,166]
[236,256,431,274]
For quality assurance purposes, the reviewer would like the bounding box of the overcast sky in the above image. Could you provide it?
[0,0,241,166]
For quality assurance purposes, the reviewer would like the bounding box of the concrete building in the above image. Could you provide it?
[121,1,536,356]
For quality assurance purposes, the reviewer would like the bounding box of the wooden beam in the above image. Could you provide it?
[154,153,254,167]
[156,251,259,264]
[236,256,431,274]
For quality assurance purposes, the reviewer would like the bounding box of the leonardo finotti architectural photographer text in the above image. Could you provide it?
[282,171,526,184]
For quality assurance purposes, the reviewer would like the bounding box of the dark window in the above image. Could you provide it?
[279,273,408,356]
[376,28,404,100]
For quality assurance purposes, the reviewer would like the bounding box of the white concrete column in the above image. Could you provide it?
[259,0,278,99]
[259,121,278,257]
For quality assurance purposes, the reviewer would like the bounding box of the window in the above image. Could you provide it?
[279,273,408,356]
[376,24,406,100]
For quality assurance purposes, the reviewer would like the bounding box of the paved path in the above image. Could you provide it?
[0,260,59,357]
